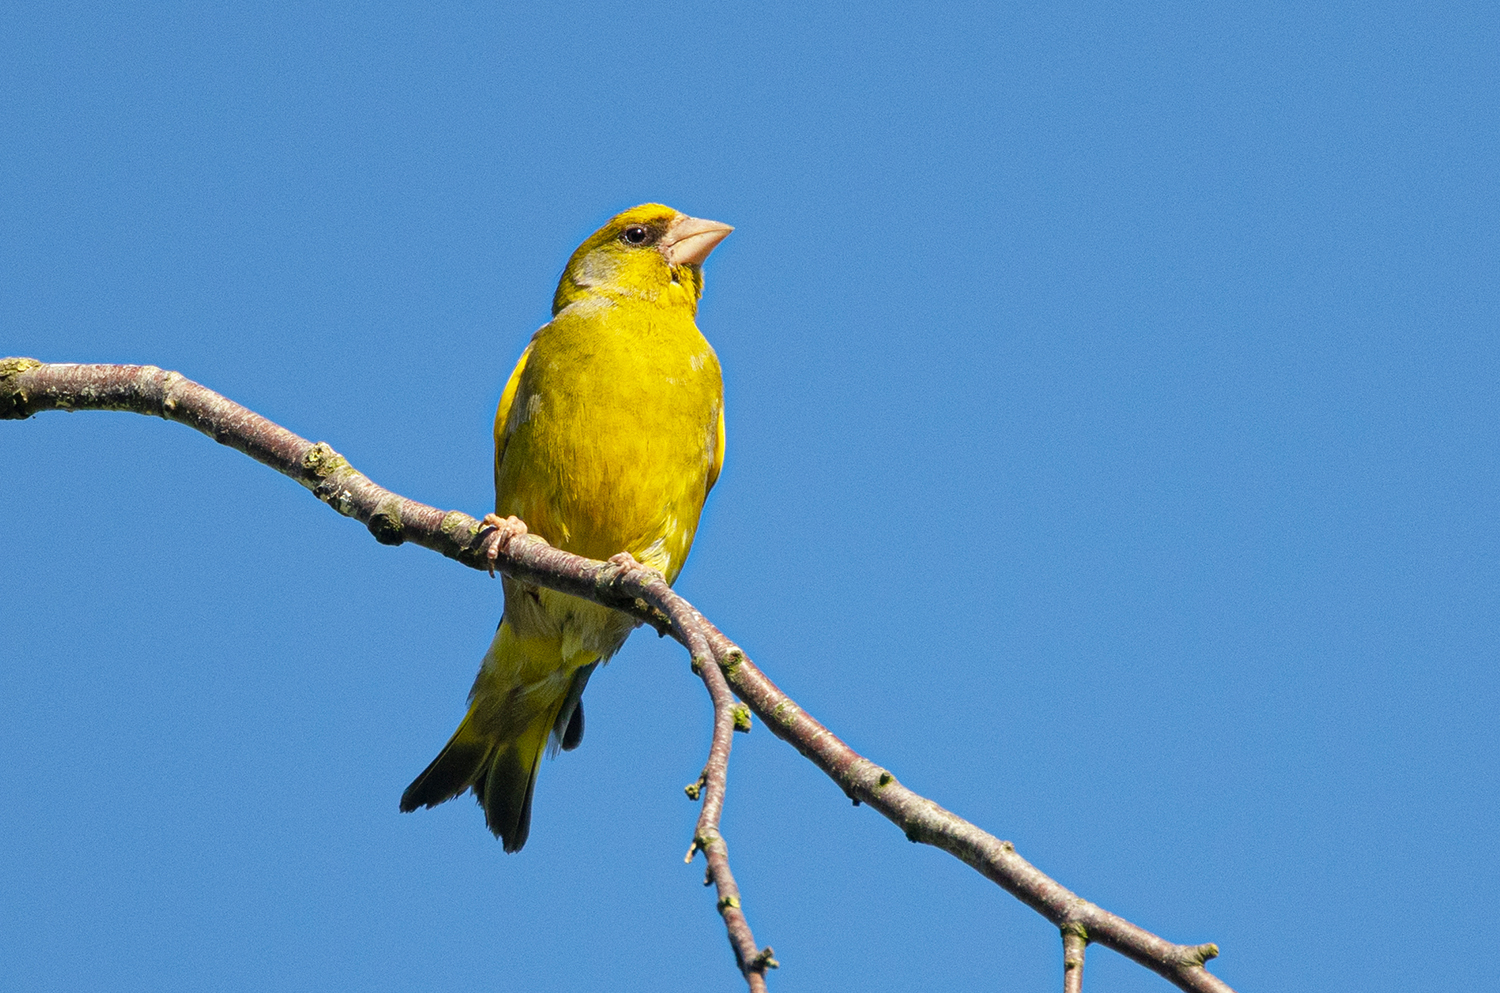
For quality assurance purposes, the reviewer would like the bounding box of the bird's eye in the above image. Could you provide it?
[621,225,650,245]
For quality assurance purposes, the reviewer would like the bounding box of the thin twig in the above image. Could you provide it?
[688,639,776,990]
[3,360,1236,992]
[620,558,775,991]
[1063,926,1088,993]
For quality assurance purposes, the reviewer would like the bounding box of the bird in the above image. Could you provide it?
[399,204,732,852]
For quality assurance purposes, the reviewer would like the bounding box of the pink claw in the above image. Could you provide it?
[479,514,528,577]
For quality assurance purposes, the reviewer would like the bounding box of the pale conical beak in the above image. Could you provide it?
[661,214,733,266]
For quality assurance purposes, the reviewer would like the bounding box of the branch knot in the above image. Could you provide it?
[748,947,779,971]
[367,494,405,545]
[0,357,44,419]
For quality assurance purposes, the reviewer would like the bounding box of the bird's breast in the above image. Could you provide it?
[495,308,722,578]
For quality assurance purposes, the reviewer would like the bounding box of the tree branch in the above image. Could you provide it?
[3,359,1235,993]
[1063,925,1088,993]
[675,583,777,989]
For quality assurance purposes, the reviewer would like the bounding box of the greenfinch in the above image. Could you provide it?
[400,204,731,851]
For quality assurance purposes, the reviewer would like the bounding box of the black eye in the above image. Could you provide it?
[621,225,650,245]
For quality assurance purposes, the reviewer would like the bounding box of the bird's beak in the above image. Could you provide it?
[661,214,733,266]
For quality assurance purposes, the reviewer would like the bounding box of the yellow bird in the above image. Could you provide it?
[400,204,731,851]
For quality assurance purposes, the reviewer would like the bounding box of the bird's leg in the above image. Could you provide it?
[479,513,529,577]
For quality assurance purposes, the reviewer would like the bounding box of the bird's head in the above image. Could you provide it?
[552,204,732,315]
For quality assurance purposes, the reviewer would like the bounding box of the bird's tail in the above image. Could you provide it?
[399,622,595,853]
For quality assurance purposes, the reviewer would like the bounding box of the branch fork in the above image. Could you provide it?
[3,359,1236,993]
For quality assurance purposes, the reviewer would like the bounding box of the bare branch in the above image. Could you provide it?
[1063,925,1088,993]
[3,359,1235,992]
[686,627,777,990]
[618,554,775,991]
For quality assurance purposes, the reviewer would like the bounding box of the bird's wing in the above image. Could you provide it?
[706,402,726,494]
[493,340,534,482]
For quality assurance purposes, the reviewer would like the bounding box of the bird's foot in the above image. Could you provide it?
[608,551,644,571]
[609,551,666,584]
[479,514,528,577]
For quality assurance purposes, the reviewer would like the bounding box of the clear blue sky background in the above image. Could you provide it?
[2,3,1495,991]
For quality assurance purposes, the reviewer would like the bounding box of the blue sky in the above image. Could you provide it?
[2,3,1496,990]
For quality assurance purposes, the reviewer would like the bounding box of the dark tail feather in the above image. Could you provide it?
[403,656,596,852]
[402,710,544,853]
[480,665,597,851]
[400,712,490,813]
[553,662,597,753]
[475,744,543,853]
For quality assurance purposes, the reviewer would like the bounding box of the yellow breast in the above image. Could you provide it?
[494,293,724,582]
